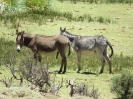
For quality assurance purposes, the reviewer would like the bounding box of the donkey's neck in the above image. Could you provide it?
[63,31,77,42]
[23,33,34,47]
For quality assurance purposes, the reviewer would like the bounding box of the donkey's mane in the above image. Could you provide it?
[61,31,78,42]
[23,33,34,39]
[63,31,77,38]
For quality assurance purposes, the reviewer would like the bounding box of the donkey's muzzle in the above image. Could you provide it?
[16,46,21,52]
[17,49,20,52]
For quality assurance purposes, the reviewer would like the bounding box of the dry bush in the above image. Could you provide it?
[19,56,50,92]
[0,52,23,87]
[66,78,100,99]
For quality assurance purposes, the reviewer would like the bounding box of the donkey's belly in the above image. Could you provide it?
[39,49,58,56]
[80,50,99,56]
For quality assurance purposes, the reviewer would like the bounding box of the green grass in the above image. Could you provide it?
[0,1,133,99]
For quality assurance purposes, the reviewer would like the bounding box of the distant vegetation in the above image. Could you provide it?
[0,0,115,29]
[58,0,133,4]
[1,0,53,13]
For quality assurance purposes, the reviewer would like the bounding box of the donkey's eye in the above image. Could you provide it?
[21,41,23,44]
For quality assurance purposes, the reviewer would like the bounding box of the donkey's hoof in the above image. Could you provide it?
[110,72,113,74]
[62,71,66,74]
[58,71,62,74]
[99,72,103,74]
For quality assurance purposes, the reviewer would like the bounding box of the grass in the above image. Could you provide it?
[0,87,45,99]
[0,0,133,99]
[58,0,133,4]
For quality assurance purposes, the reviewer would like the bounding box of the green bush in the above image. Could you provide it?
[2,0,54,13]
[25,0,53,9]
[111,71,133,99]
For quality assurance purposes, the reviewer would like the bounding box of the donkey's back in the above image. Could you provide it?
[72,35,109,56]
[29,34,70,54]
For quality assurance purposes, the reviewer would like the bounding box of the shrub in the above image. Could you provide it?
[19,57,51,92]
[25,0,53,10]
[2,0,54,13]
[66,78,100,99]
[111,71,133,99]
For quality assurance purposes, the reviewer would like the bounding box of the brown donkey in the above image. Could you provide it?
[16,29,71,74]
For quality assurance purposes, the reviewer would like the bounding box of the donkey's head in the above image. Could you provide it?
[60,27,77,42]
[60,27,71,40]
[16,29,25,52]
[60,27,66,35]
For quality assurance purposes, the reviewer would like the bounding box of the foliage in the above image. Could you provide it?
[0,10,114,28]
[25,0,53,9]
[111,71,133,99]
[1,0,53,13]
[0,0,115,28]
[2,0,27,13]
[58,0,133,4]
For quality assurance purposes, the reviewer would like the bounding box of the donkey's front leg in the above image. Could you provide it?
[38,55,42,62]
[31,46,39,63]
[33,53,38,66]
[33,50,39,65]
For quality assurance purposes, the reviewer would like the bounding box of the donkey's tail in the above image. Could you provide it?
[56,52,59,59]
[68,42,71,56]
[56,42,71,59]
[106,41,114,58]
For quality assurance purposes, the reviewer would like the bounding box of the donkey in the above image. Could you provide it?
[16,29,71,74]
[59,27,113,74]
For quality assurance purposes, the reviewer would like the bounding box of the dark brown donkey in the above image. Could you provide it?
[16,29,71,74]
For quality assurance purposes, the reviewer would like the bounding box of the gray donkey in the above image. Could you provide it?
[59,27,113,74]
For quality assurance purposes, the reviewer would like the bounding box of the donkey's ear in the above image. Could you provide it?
[21,31,25,34]
[60,27,62,31]
[21,31,25,35]
[16,29,18,34]
[64,28,66,31]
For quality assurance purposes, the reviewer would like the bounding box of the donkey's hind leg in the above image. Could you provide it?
[104,54,112,74]
[62,56,67,74]
[103,49,112,74]
[99,55,105,74]
[56,52,59,59]
[58,55,66,74]
[58,58,63,74]
[58,44,67,74]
